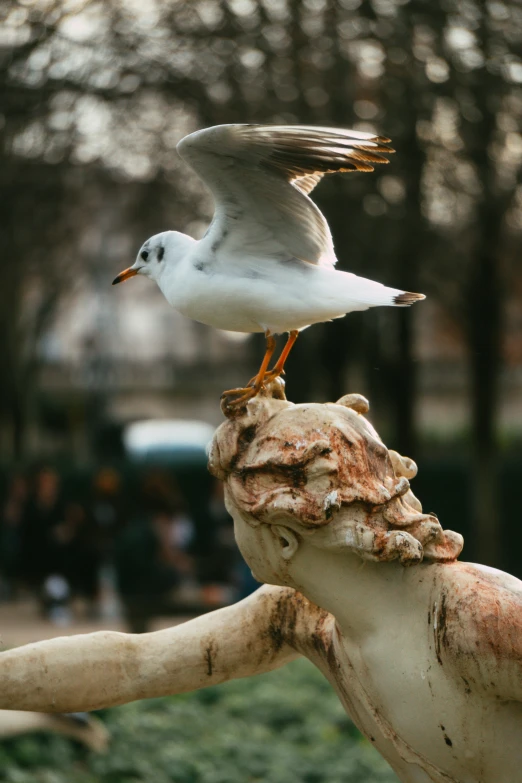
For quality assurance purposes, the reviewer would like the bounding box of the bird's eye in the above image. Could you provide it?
[141,250,149,261]
[157,246,164,261]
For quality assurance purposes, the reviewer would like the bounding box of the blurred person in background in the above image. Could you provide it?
[45,501,99,620]
[115,477,195,632]
[0,473,28,599]
[90,468,127,619]
[17,467,99,623]
[207,479,241,588]
[20,466,65,594]
[90,468,126,564]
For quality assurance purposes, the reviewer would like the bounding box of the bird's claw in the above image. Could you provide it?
[220,385,258,411]
[261,368,285,385]
[245,369,285,388]
[221,360,289,413]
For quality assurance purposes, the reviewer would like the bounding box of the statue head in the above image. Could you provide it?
[209,387,463,582]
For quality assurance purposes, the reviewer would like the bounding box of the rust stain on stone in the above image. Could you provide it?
[426,565,522,702]
[461,676,472,694]
[266,589,300,653]
[264,588,336,672]
[205,641,216,677]
[229,424,257,473]
[439,724,453,747]
[434,592,449,666]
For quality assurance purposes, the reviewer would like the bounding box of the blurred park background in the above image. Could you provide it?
[0,0,521,778]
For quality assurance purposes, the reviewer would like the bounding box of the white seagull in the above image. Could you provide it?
[113,124,425,406]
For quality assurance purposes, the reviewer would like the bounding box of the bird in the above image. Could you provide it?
[112,124,425,407]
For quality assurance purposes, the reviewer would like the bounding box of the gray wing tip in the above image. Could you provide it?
[394,292,426,306]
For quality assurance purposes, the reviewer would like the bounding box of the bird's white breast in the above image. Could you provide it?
[156,248,392,335]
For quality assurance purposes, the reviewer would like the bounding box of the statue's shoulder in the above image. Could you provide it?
[437,560,522,612]
[432,562,522,699]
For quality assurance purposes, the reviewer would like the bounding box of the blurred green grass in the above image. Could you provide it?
[0,657,398,783]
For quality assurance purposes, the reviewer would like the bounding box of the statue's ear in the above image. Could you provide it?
[273,525,299,560]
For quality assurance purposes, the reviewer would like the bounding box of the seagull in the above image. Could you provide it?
[113,124,425,406]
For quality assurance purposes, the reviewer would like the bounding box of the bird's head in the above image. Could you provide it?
[112,231,182,286]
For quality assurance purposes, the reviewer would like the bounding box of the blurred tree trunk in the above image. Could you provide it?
[0,162,75,461]
[390,123,424,459]
[4,374,26,461]
[466,208,503,566]
[464,145,505,568]
[461,18,508,568]
[382,38,426,458]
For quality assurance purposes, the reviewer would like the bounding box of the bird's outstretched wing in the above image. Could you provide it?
[177,124,393,269]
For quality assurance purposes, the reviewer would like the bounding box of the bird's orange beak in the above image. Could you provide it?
[112,267,138,285]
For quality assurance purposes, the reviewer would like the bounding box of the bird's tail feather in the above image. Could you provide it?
[338,273,426,309]
[393,291,426,306]
[318,270,426,314]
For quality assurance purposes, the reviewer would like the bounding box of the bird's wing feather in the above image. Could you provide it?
[291,172,325,195]
[177,124,393,268]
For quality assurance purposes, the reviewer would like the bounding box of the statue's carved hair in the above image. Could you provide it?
[209,391,463,566]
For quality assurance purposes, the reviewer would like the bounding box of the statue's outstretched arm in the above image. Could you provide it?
[0,585,300,713]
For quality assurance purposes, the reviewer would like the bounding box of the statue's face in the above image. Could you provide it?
[227,495,290,586]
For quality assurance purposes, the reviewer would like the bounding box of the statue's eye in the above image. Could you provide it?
[141,250,149,261]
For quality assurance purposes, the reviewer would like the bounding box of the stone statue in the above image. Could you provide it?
[0,710,109,751]
[0,385,521,783]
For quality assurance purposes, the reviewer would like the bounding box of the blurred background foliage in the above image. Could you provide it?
[1,2,522,569]
[0,658,398,783]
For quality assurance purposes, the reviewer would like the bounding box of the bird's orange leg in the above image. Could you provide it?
[222,332,277,407]
[263,330,299,384]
